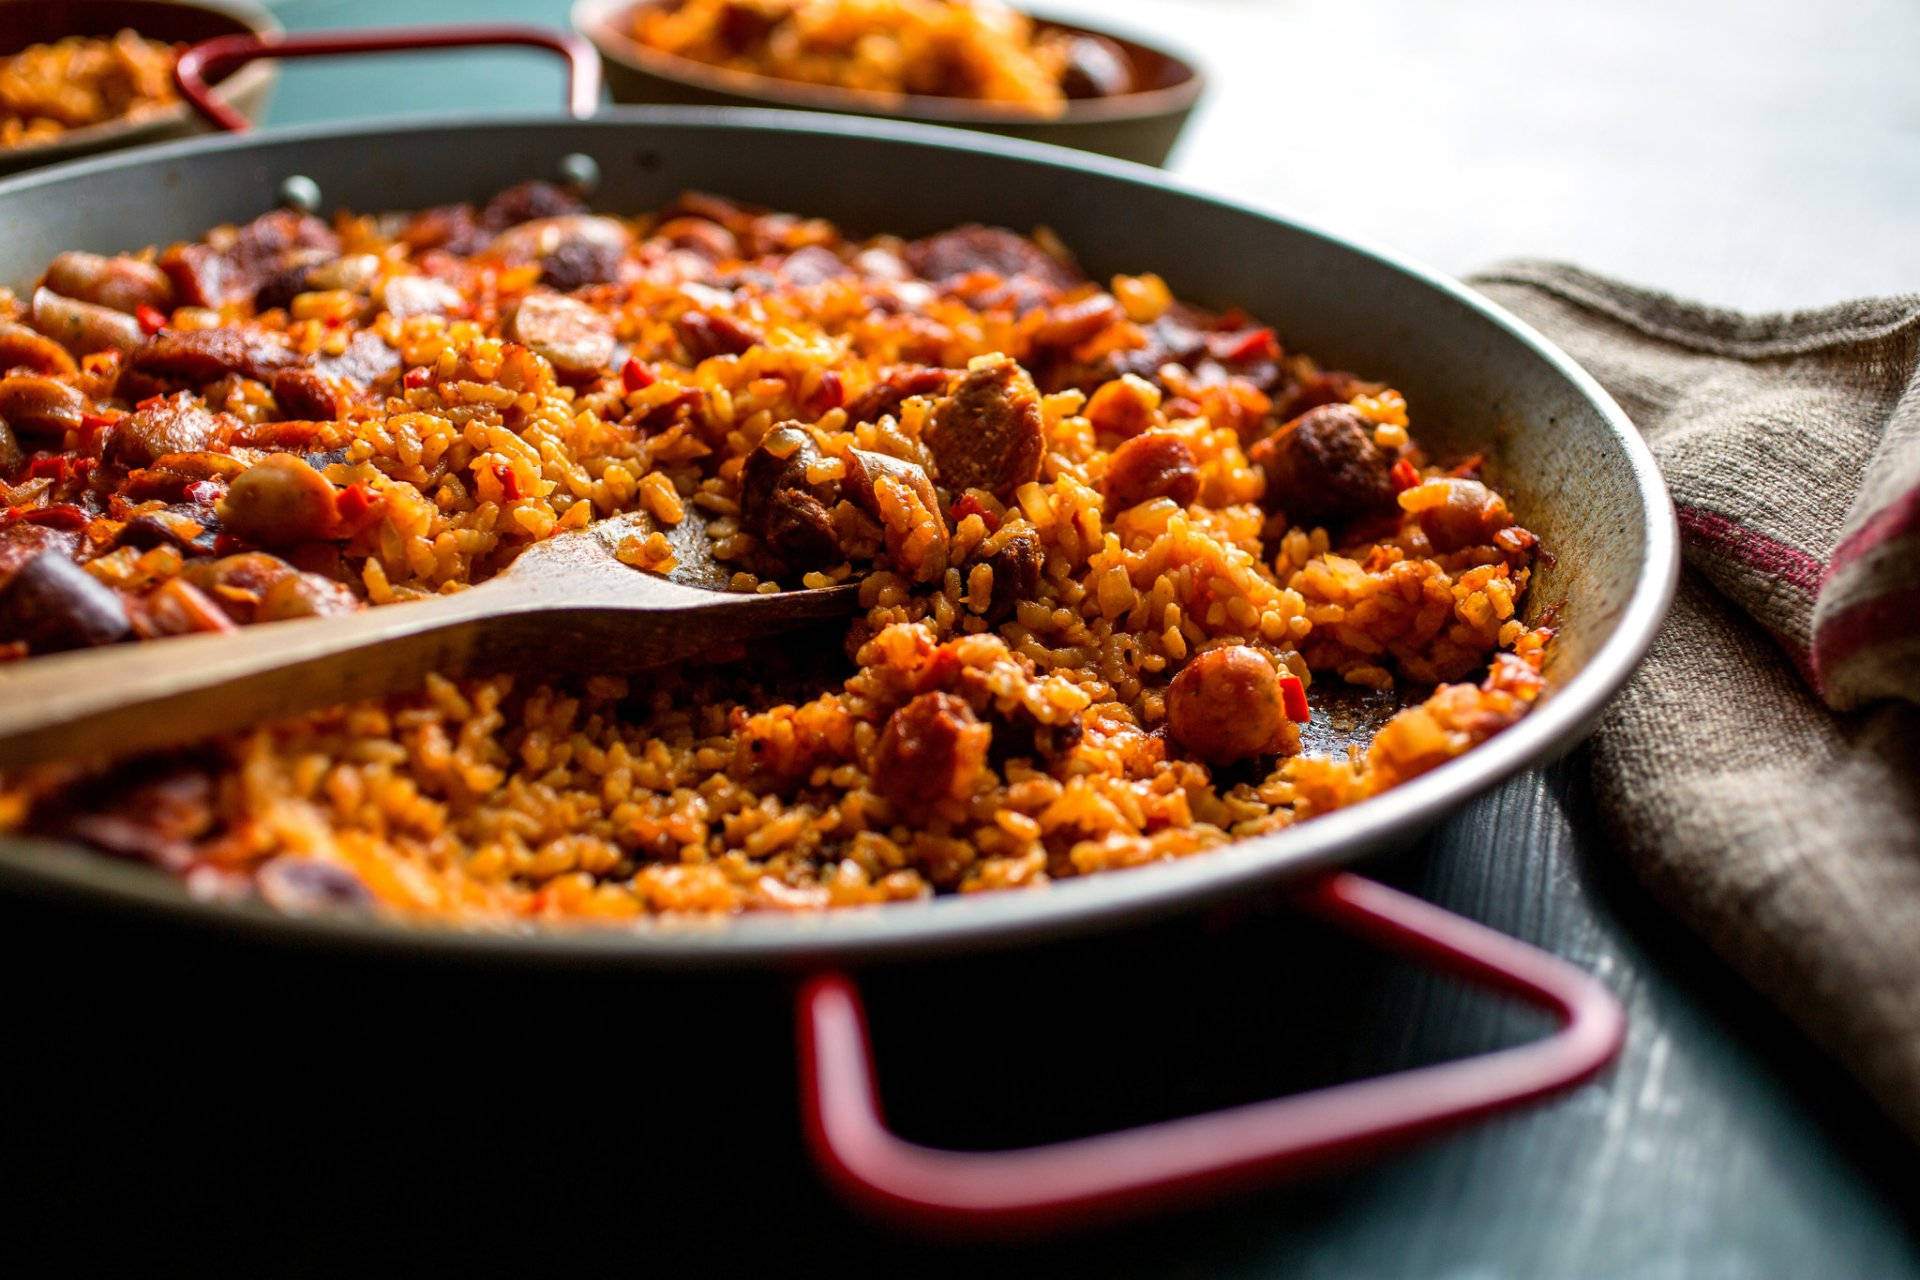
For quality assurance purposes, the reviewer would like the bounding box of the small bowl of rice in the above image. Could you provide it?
[0,0,279,175]
[573,0,1205,166]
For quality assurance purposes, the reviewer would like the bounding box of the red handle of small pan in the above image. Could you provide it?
[798,871,1625,1235]
[175,25,604,133]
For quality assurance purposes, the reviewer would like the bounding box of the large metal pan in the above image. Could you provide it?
[0,104,1677,1231]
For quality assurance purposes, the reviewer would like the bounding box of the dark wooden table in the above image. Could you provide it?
[8,1,1917,1275]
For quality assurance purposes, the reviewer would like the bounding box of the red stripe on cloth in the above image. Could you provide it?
[1827,481,1920,578]
[1674,504,1824,595]
[1813,583,1920,669]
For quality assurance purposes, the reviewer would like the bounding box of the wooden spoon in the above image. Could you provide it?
[0,509,859,770]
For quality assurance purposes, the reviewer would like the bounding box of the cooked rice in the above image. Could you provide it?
[0,185,1551,926]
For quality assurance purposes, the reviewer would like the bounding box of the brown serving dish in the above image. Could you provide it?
[0,0,278,175]
[571,0,1204,165]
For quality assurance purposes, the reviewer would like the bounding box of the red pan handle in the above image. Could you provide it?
[798,871,1625,1234]
[175,26,603,133]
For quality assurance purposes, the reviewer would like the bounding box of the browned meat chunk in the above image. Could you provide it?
[31,287,143,356]
[486,215,633,290]
[255,571,359,622]
[982,532,1042,622]
[120,450,246,502]
[508,292,616,376]
[905,226,1081,290]
[1059,34,1135,98]
[844,447,947,579]
[0,524,79,588]
[271,369,344,421]
[675,309,761,361]
[0,374,85,439]
[1414,477,1516,554]
[842,364,952,426]
[1104,432,1200,510]
[1031,293,1124,349]
[107,394,227,469]
[653,216,739,263]
[0,321,79,376]
[739,425,843,570]
[0,550,129,652]
[871,691,991,819]
[481,181,585,230]
[1167,646,1288,765]
[925,355,1046,498]
[762,489,840,571]
[130,326,303,385]
[217,454,340,546]
[162,209,340,309]
[42,251,173,315]
[1251,404,1397,529]
[182,551,298,620]
[312,331,401,392]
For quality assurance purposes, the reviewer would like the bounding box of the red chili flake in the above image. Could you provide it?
[620,357,655,393]
[135,304,168,335]
[813,369,844,412]
[492,462,523,501]
[1212,327,1280,363]
[947,493,1000,532]
[1391,458,1420,491]
[23,503,89,530]
[183,480,224,505]
[404,366,432,390]
[1279,673,1310,723]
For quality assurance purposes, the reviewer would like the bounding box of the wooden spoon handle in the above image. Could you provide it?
[0,581,860,771]
[0,586,515,771]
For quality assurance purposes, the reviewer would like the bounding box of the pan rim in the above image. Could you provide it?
[0,108,1680,967]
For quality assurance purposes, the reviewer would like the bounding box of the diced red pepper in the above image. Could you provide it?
[492,462,522,501]
[404,366,432,390]
[947,493,1000,532]
[22,503,89,530]
[1279,673,1310,722]
[80,412,119,432]
[813,369,844,411]
[1213,327,1280,363]
[136,394,163,411]
[135,304,168,336]
[334,481,385,536]
[620,357,655,393]
[1390,458,1420,491]
[27,455,70,481]
[183,480,225,505]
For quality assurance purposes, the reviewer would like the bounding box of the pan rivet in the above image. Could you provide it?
[278,174,322,214]
[558,152,600,196]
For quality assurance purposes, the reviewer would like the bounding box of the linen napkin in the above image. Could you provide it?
[1467,263,1920,1140]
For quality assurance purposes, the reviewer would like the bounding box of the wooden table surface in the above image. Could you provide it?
[8,1,1918,1275]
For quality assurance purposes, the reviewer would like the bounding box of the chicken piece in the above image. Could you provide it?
[924,354,1045,498]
